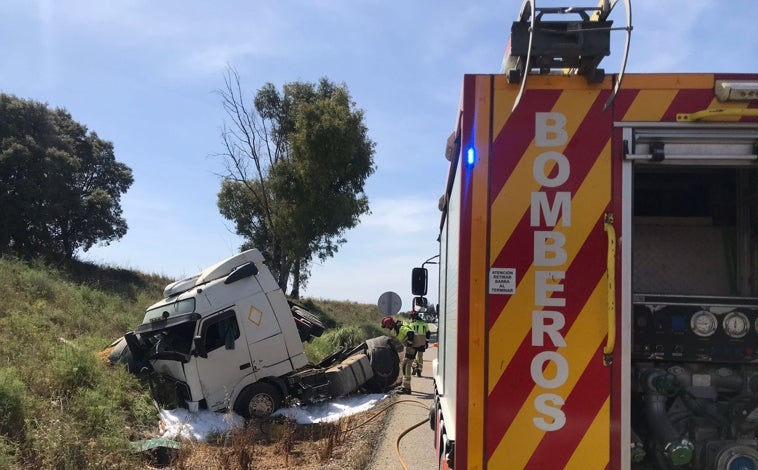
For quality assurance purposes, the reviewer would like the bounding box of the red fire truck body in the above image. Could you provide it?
[428,70,758,469]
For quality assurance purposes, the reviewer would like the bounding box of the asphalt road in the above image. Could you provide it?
[367,326,438,470]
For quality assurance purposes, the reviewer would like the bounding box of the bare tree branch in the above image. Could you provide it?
[217,66,276,233]
[214,68,375,295]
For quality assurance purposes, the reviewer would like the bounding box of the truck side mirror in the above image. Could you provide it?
[193,336,207,358]
[412,267,428,296]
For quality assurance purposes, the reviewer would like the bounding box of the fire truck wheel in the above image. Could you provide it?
[364,336,400,392]
[235,382,283,419]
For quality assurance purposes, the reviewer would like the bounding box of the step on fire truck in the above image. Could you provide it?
[412,1,758,468]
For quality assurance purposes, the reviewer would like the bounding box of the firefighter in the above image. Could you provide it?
[408,311,430,377]
[380,316,415,394]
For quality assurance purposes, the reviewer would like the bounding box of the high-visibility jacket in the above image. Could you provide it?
[408,319,430,348]
[395,321,414,346]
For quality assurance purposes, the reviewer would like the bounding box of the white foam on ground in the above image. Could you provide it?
[272,393,389,424]
[159,408,245,441]
[159,393,389,440]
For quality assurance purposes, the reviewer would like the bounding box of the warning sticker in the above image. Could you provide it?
[489,268,516,295]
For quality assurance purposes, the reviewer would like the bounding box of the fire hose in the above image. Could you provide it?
[338,397,431,470]
[395,414,431,470]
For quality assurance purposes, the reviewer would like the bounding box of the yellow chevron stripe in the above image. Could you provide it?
[489,276,609,468]
[622,89,677,122]
[621,84,748,123]
[467,75,491,470]
[566,397,611,470]
[489,120,610,394]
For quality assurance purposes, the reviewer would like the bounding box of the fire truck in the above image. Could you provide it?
[412,1,758,468]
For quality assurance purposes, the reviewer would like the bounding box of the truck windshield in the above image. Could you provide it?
[144,298,196,323]
[144,322,196,361]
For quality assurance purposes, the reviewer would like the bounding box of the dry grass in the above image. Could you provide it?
[165,402,392,470]
[0,256,394,468]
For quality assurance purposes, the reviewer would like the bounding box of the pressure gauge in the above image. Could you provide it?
[723,311,750,338]
[690,310,718,337]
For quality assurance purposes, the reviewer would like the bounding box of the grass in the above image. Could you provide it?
[169,412,384,470]
[0,256,166,468]
[294,298,384,328]
[0,255,389,468]
[303,324,386,363]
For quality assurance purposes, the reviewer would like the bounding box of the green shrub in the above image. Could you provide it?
[304,324,378,363]
[27,411,87,470]
[69,388,136,456]
[25,358,152,469]
[359,322,384,339]
[15,261,62,303]
[0,435,20,469]
[0,368,26,441]
[96,365,159,429]
[51,346,102,394]
[322,325,366,350]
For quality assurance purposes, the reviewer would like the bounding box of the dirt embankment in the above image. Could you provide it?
[148,395,392,469]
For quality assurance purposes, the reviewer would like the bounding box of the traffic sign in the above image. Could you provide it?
[377,291,402,316]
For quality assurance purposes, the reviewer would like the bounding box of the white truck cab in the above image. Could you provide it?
[109,249,399,418]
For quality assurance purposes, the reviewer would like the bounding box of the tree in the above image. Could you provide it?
[216,68,375,297]
[0,93,133,261]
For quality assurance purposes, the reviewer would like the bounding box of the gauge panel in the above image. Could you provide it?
[633,298,758,363]
[723,311,750,338]
[690,310,718,337]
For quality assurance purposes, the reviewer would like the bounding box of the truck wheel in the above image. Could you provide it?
[235,382,283,419]
[291,305,326,338]
[364,336,400,392]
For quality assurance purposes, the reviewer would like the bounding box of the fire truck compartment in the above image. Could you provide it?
[630,159,758,469]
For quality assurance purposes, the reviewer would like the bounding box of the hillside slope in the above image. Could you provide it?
[0,256,386,469]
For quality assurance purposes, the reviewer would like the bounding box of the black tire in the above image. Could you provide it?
[364,336,400,392]
[234,382,283,419]
[290,305,326,338]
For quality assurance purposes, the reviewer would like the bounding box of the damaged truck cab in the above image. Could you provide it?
[109,249,398,418]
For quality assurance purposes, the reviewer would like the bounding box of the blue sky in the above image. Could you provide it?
[2,1,756,307]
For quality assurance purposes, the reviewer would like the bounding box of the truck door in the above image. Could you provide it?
[193,309,252,410]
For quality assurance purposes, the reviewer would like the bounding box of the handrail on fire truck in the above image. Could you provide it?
[677,108,758,122]
[603,212,617,366]
[503,0,632,110]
